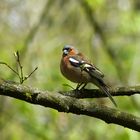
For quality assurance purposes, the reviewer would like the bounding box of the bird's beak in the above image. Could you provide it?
[63,49,68,55]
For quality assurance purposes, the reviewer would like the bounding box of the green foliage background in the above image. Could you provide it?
[0,0,140,139]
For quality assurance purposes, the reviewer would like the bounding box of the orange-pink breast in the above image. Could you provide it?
[60,56,91,83]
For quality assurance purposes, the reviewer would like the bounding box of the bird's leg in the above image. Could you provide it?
[76,83,83,90]
[80,83,87,90]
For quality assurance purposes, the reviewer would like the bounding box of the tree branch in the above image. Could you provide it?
[21,0,55,59]
[79,0,125,80]
[60,86,140,98]
[0,78,140,132]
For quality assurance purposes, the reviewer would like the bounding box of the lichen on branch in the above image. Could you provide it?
[0,78,140,132]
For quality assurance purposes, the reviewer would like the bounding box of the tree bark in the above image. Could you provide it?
[0,78,140,132]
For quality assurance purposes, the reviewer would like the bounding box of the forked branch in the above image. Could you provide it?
[0,51,38,84]
[0,79,140,132]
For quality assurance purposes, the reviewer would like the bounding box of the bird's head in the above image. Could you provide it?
[62,45,78,56]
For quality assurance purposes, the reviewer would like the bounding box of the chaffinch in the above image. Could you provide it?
[60,45,117,107]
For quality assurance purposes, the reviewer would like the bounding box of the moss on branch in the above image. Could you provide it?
[0,78,140,132]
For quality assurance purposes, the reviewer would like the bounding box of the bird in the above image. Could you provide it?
[60,45,117,107]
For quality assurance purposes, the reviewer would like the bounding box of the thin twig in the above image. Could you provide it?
[63,84,75,90]
[0,51,38,84]
[0,62,19,77]
[24,67,38,81]
[15,51,24,83]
